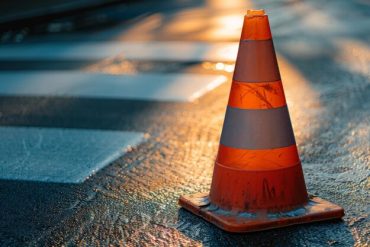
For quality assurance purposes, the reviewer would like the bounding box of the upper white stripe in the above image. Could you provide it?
[0,72,227,102]
[0,42,238,62]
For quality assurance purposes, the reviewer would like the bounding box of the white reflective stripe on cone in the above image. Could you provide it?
[233,40,280,83]
[220,106,296,150]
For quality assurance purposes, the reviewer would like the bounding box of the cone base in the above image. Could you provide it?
[179,192,344,233]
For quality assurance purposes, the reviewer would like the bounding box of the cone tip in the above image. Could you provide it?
[247,9,266,16]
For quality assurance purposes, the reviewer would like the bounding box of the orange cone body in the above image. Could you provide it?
[210,10,307,213]
[179,10,344,233]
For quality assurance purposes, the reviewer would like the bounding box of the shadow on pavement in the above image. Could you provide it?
[0,96,179,132]
[0,179,80,246]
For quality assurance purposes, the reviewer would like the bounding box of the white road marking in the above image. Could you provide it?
[0,127,145,183]
[0,72,226,102]
[0,41,238,62]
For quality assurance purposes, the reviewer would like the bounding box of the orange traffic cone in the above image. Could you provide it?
[179,9,344,233]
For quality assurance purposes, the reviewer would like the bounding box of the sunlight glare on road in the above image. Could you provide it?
[207,14,244,41]
[334,39,370,77]
[277,55,323,144]
[205,0,250,9]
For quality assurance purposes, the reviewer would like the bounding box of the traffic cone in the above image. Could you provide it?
[179,9,344,233]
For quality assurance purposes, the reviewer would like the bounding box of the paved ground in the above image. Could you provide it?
[0,0,369,246]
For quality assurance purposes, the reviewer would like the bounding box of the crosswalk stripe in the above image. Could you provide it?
[0,126,145,183]
[0,41,238,62]
[0,72,227,102]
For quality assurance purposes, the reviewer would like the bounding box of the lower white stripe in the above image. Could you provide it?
[0,127,144,183]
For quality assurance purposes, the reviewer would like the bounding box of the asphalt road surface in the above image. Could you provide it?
[0,0,369,246]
